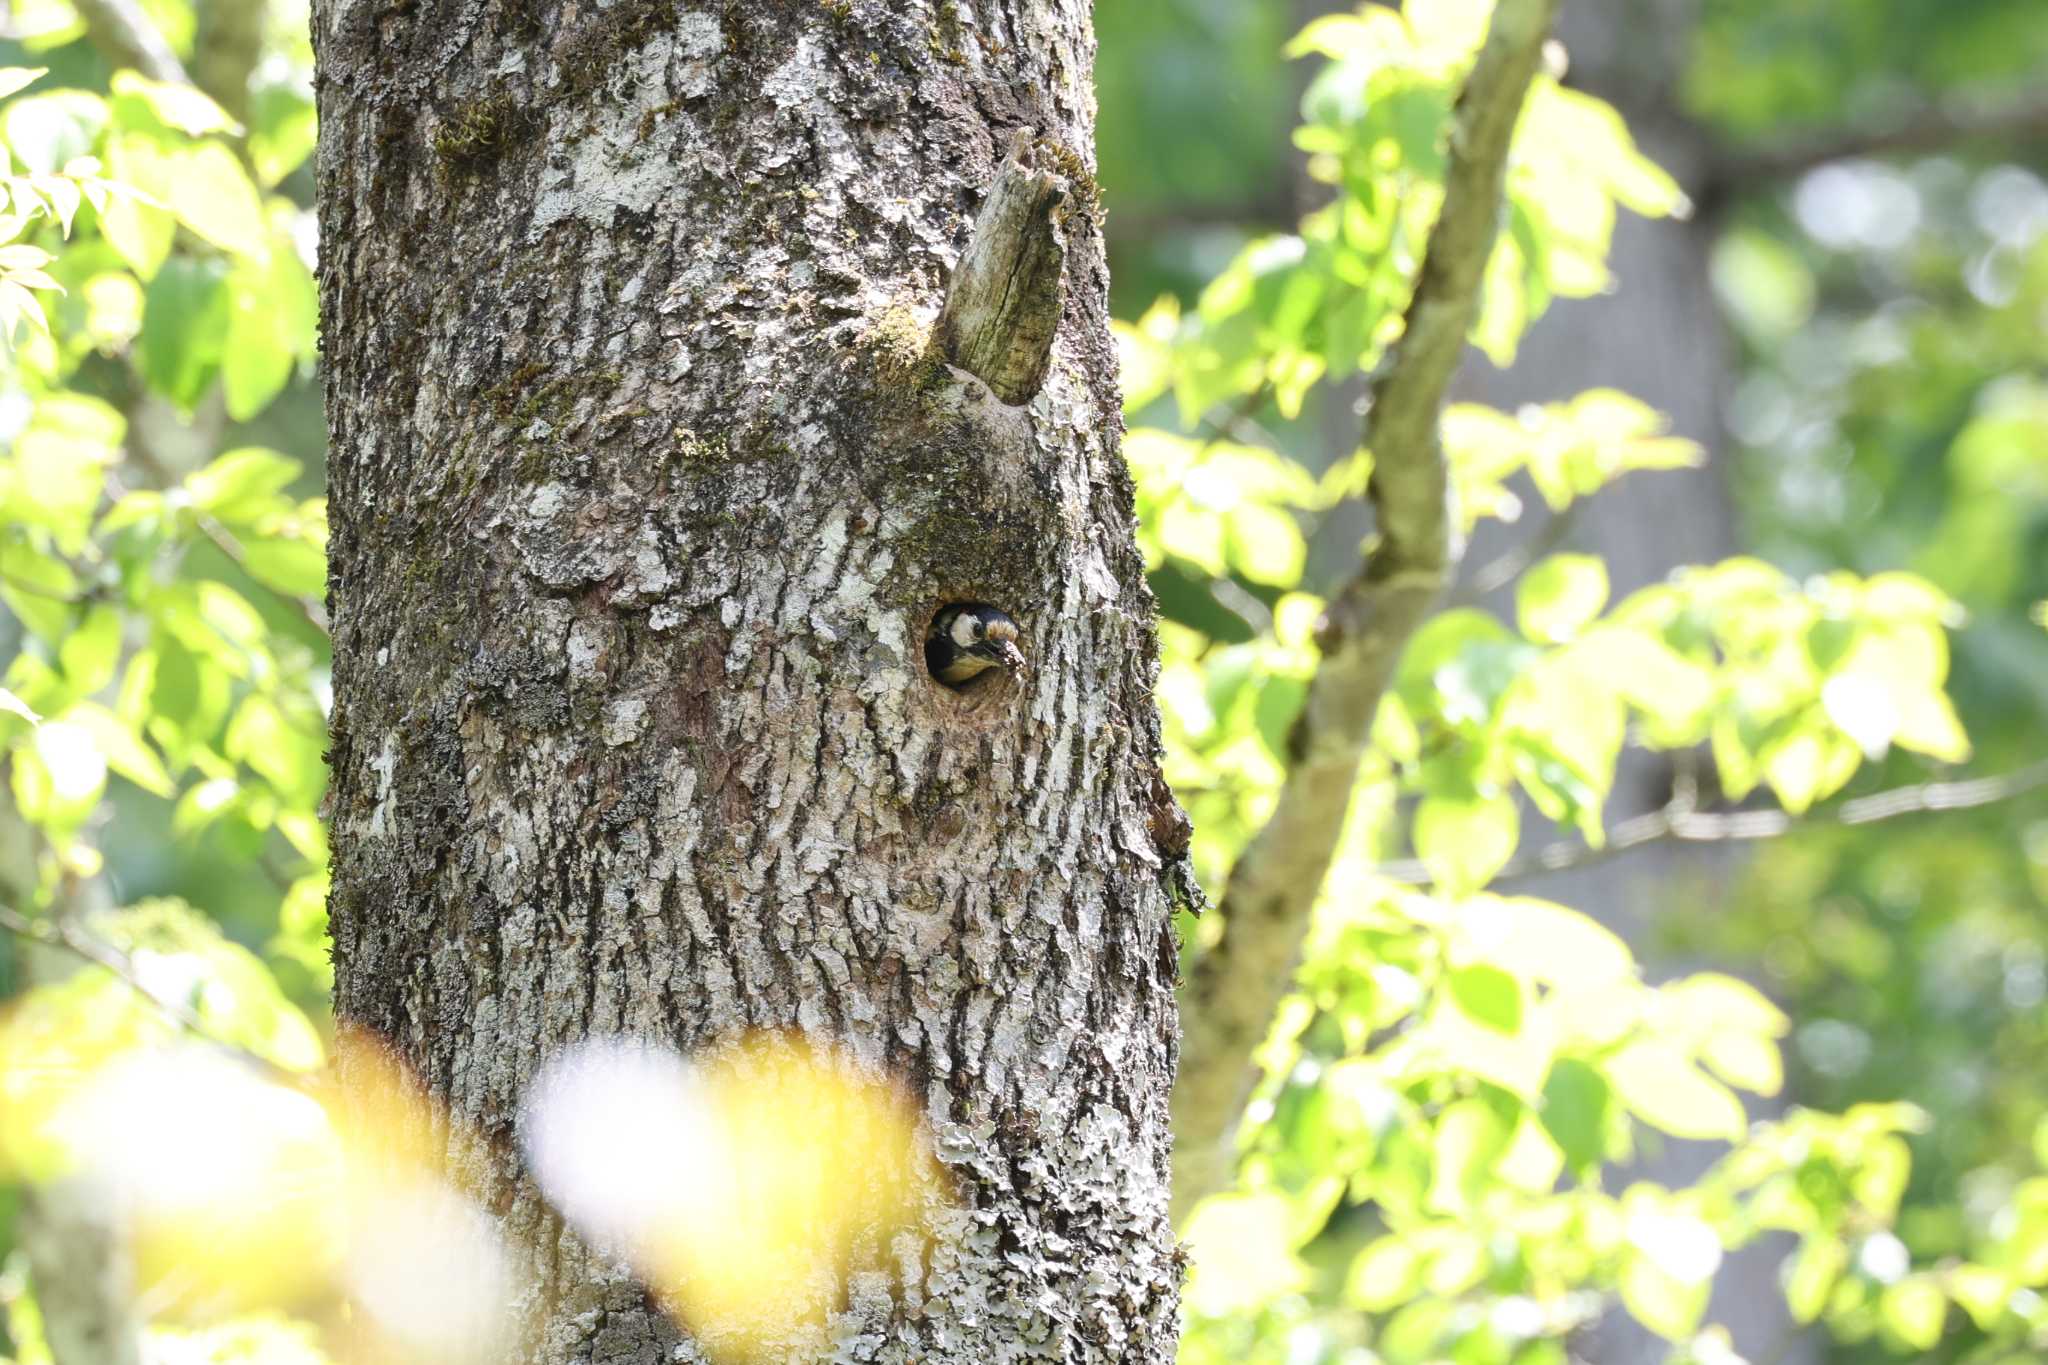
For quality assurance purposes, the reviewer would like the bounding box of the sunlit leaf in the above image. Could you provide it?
[1878,1276,1947,1351]
[110,71,239,136]
[0,68,47,102]
[1517,554,1610,643]
[1347,1235,1419,1311]
[1605,1042,1747,1141]
[1460,896,1634,987]
[168,141,269,258]
[1415,791,1519,895]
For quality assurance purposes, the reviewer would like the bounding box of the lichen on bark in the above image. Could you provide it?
[313,2,1185,1361]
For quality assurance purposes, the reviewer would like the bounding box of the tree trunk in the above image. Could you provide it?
[312,4,1184,1362]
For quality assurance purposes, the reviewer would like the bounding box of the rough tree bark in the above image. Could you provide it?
[313,3,1185,1362]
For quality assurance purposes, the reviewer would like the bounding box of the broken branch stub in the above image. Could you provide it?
[933,136,1072,406]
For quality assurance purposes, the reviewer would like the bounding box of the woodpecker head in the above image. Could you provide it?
[926,603,1027,687]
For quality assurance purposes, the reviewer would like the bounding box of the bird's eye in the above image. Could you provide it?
[971,619,986,640]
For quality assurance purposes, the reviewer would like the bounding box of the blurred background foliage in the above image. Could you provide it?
[0,0,2042,1363]
[1100,2,2048,1363]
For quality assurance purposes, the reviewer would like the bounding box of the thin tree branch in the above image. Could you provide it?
[1169,0,1561,1222]
[194,512,331,634]
[0,901,300,1084]
[1713,92,2048,187]
[71,0,190,85]
[108,465,330,636]
[1378,757,2048,885]
[1452,500,1583,606]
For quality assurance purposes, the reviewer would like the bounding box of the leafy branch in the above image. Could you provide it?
[0,901,298,1084]
[1379,756,2048,885]
[1169,0,1564,1221]
[71,0,189,85]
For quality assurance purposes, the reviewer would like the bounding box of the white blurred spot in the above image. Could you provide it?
[1625,1209,1722,1285]
[1856,1230,1910,1284]
[54,1048,333,1215]
[1795,162,1922,253]
[34,720,106,801]
[345,1177,513,1361]
[519,1039,722,1257]
[1796,1018,1872,1077]
[1971,166,2048,248]
[1821,673,1898,757]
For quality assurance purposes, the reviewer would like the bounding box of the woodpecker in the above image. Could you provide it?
[926,604,1027,687]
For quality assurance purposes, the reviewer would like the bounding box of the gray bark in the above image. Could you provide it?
[312,3,1183,1362]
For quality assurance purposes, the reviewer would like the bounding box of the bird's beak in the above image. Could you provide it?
[997,640,1027,673]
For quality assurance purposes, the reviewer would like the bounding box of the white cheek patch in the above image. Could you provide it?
[951,614,980,648]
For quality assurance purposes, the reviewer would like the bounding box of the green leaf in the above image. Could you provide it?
[167,141,268,258]
[1285,8,1406,62]
[1414,790,1519,895]
[1604,1041,1748,1141]
[1879,1277,1947,1351]
[222,260,297,418]
[1540,1057,1613,1174]
[1853,1135,1912,1219]
[109,72,240,137]
[140,257,230,409]
[237,537,326,599]
[0,68,47,102]
[1147,562,1258,644]
[3,90,108,174]
[0,540,81,642]
[1158,501,1226,576]
[1517,553,1610,642]
[100,134,177,280]
[1112,296,1177,416]
[1619,1239,1713,1340]
[1664,972,1789,1037]
[1251,673,1307,761]
[1712,227,1816,340]
[225,694,325,805]
[1346,1236,1420,1312]
[65,700,173,797]
[1698,1030,1782,1098]
[1786,1234,1847,1324]
[0,686,40,725]
[1461,896,1634,987]
[1427,1096,1512,1215]
[1396,609,1536,727]
[185,446,302,522]
[58,604,121,696]
[1447,964,1523,1035]
[1946,1264,2011,1331]
[1759,719,1860,814]
[1225,501,1305,585]
[1892,690,1970,763]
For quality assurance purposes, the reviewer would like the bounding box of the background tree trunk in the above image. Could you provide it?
[312,4,1183,1361]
